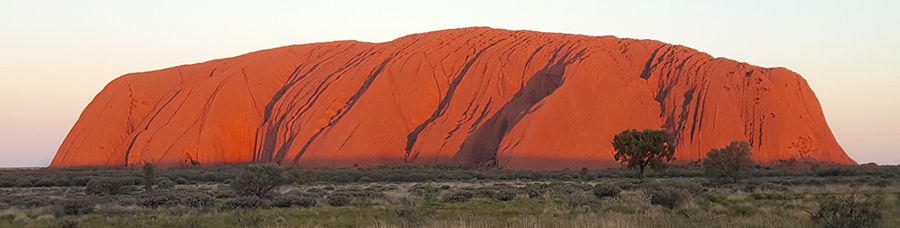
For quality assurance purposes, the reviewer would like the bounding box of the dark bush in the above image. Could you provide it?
[86,177,129,195]
[328,174,354,184]
[406,173,434,182]
[142,163,156,191]
[409,184,442,197]
[53,178,72,187]
[156,177,176,190]
[641,179,705,195]
[299,169,318,184]
[184,193,216,208]
[755,182,789,192]
[174,177,190,185]
[817,167,862,177]
[812,190,882,228]
[493,189,516,201]
[212,189,238,199]
[358,176,374,182]
[567,197,603,211]
[703,140,755,183]
[525,188,545,198]
[119,176,143,186]
[649,188,690,209]
[14,179,33,188]
[474,189,496,199]
[71,177,93,186]
[593,184,622,198]
[33,178,56,187]
[0,180,12,188]
[222,196,269,209]
[455,174,474,181]
[272,194,318,208]
[56,198,95,216]
[442,191,474,203]
[230,163,292,198]
[871,178,893,188]
[327,193,352,207]
[140,193,180,208]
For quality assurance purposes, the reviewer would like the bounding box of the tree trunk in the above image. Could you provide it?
[638,166,645,182]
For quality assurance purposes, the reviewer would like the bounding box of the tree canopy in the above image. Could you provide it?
[612,129,676,180]
[703,140,755,183]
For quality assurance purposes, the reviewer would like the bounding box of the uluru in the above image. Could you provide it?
[50,27,856,170]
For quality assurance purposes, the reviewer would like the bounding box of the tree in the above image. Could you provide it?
[230,163,292,198]
[612,129,676,181]
[299,169,318,184]
[703,140,754,183]
[142,162,156,191]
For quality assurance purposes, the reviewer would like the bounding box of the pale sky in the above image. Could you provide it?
[1,1,897,167]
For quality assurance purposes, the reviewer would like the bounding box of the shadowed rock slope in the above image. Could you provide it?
[50,27,856,169]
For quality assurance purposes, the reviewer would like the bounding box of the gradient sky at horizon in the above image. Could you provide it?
[1,0,898,167]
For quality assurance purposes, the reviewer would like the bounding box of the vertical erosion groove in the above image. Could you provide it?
[404,40,506,161]
[290,58,393,165]
[453,47,587,167]
[254,64,308,163]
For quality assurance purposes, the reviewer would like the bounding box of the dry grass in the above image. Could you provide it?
[0,178,897,227]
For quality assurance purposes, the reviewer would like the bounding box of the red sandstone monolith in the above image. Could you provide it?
[50,27,856,169]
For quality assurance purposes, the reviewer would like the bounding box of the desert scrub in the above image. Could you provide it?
[649,187,691,209]
[592,184,622,198]
[327,193,352,207]
[442,190,474,203]
[222,196,270,209]
[811,189,882,228]
[272,195,317,208]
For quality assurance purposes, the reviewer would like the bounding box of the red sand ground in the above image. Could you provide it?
[50,27,856,170]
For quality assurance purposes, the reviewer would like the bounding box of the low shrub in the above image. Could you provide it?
[156,177,176,190]
[86,177,130,195]
[14,179,33,188]
[641,179,705,195]
[493,189,516,201]
[71,177,93,187]
[33,178,56,187]
[327,193,352,207]
[357,176,374,182]
[816,167,861,177]
[272,194,318,208]
[183,193,217,208]
[811,190,882,228]
[222,196,269,209]
[649,187,690,209]
[755,182,789,192]
[592,184,622,198]
[140,193,180,208]
[409,184,442,196]
[230,163,292,198]
[525,188,545,198]
[328,174,354,184]
[55,198,95,216]
[174,177,190,185]
[474,189,496,199]
[442,190,475,203]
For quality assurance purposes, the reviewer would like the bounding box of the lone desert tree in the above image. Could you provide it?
[703,140,755,183]
[612,129,676,180]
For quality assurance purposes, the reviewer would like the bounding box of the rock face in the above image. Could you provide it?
[50,27,856,169]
